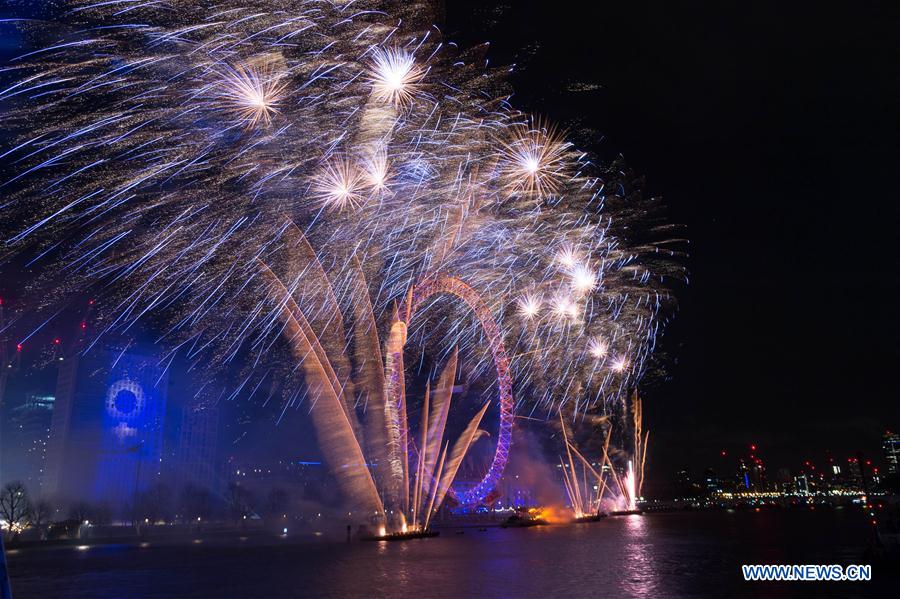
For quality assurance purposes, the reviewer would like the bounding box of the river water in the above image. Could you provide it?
[6,508,895,598]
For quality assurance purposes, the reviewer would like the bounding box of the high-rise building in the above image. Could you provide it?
[846,457,863,489]
[674,467,699,497]
[750,460,767,491]
[883,431,900,475]
[43,344,169,512]
[6,393,54,488]
[737,459,751,491]
[703,468,722,496]
[170,405,220,494]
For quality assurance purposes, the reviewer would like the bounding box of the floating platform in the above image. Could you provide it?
[573,513,609,523]
[361,530,439,542]
[609,509,645,516]
[501,516,548,529]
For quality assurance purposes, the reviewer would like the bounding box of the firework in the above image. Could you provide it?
[568,263,598,296]
[516,293,542,320]
[313,159,369,212]
[0,0,684,505]
[367,47,426,108]
[498,120,570,199]
[588,337,609,360]
[211,58,287,129]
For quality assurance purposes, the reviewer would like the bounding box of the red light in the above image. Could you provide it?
[81,321,87,330]
[16,343,22,352]
[750,444,757,451]
[88,299,94,306]
[866,460,872,466]
[53,338,60,345]
[720,450,727,457]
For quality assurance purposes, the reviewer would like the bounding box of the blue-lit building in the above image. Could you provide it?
[170,404,220,494]
[42,345,169,512]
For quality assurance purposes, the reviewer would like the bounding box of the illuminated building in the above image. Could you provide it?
[674,467,700,498]
[2,393,54,488]
[883,431,900,475]
[737,459,751,491]
[170,405,220,494]
[776,468,792,493]
[846,457,863,489]
[42,344,168,511]
[703,468,722,496]
[750,460,767,491]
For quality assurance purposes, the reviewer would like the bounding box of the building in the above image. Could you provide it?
[775,468,792,494]
[42,344,169,513]
[170,405,220,495]
[846,457,864,490]
[703,468,722,496]
[883,431,900,475]
[6,393,55,489]
[750,460,768,491]
[674,467,700,498]
[736,459,751,491]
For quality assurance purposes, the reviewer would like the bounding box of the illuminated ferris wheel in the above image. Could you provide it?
[397,274,514,505]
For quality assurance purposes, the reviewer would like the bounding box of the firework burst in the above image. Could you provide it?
[212,58,287,129]
[313,159,369,212]
[367,47,426,108]
[498,120,571,200]
[0,0,685,471]
[516,293,542,320]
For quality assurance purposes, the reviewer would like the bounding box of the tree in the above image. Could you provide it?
[29,499,53,540]
[137,483,172,524]
[266,488,289,519]
[68,501,93,524]
[226,482,255,523]
[179,484,213,522]
[92,502,112,527]
[0,482,33,539]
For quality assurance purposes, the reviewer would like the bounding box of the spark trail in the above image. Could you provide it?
[0,0,684,499]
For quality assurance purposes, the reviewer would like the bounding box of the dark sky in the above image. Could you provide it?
[445,0,900,477]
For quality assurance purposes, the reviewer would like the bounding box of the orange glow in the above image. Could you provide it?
[529,505,568,524]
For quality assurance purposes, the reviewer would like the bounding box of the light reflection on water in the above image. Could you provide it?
[7,510,890,599]
[620,514,659,598]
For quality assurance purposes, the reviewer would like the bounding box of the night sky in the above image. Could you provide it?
[445,0,900,478]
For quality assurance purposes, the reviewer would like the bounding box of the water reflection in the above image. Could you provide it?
[620,514,660,597]
[7,511,888,599]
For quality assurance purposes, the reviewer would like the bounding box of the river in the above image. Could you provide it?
[6,508,895,598]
